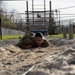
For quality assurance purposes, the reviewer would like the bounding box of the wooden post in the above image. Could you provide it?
[68,24,73,39]
[0,18,2,39]
[63,26,67,39]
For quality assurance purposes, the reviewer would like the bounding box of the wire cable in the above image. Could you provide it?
[54,6,75,10]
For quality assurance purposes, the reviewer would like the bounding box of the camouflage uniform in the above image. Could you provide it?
[31,39,49,48]
[16,33,49,49]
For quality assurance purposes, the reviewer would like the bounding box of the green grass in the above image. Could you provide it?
[49,34,75,39]
[73,34,75,37]
[49,34,63,38]
[0,35,23,40]
[0,33,75,40]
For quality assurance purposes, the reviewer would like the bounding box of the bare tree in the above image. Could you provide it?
[0,1,3,16]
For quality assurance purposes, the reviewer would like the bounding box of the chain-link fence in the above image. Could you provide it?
[2,27,24,35]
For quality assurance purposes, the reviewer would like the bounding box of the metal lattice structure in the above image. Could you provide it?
[25,1,60,34]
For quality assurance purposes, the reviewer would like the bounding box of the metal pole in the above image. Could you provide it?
[32,0,34,30]
[0,1,1,16]
[55,9,58,26]
[49,1,51,26]
[59,11,60,26]
[25,1,30,35]
[26,1,29,25]
[48,1,52,35]
[44,0,46,30]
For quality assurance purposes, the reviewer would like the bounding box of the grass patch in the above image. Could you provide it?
[1,34,75,40]
[49,34,63,38]
[49,34,75,39]
[73,34,75,37]
[0,35,23,40]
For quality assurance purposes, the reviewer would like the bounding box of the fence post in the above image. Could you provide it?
[68,24,73,39]
[63,26,67,39]
[0,18,2,39]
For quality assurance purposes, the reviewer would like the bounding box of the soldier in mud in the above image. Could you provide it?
[16,32,49,49]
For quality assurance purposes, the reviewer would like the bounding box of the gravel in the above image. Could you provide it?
[0,38,75,75]
[0,39,19,47]
[49,38,75,46]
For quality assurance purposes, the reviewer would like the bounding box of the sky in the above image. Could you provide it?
[2,0,75,20]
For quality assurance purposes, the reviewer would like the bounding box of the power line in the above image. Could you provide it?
[60,18,75,21]
[46,13,75,15]
[59,16,75,18]
[54,6,75,10]
[2,0,31,1]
